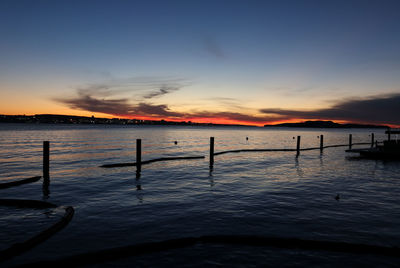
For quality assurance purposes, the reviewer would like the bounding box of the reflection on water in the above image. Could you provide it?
[42,177,50,200]
[0,124,399,266]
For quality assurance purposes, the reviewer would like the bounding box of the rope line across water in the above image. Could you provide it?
[214,142,370,156]
[101,155,205,168]
[101,142,371,167]
[0,176,41,189]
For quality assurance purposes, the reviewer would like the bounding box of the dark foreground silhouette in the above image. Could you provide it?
[15,234,400,267]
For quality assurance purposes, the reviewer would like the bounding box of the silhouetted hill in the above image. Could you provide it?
[264,120,388,128]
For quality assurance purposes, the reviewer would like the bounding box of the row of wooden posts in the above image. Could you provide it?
[41,133,376,178]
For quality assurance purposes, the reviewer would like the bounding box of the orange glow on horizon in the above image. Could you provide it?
[2,112,399,128]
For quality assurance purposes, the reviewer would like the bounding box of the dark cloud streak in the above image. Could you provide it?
[260,94,400,124]
[143,85,181,99]
[58,95,135,116]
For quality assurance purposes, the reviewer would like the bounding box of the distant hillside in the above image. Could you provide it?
[264,120,388,128]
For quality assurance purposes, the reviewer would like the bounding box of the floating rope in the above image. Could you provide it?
[213,142,370,156]
[0,176,41,189]
[101,143,371,168]
[101,155,205,168]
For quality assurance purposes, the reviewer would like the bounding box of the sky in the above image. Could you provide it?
[1,0,400,126]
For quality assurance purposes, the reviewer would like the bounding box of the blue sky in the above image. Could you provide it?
[1,0,400,125]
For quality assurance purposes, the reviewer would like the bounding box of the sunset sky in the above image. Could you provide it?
[1,0,400,126]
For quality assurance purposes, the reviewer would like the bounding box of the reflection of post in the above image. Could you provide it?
[43,141,50,198]
[136,139,142,174]
[42,176,50,198]
[296,136,301,157]
[320,135,324,152]
[43,141,50,179]
[349,134,352,150]
[210,137,214,168]
[371,133,374,148]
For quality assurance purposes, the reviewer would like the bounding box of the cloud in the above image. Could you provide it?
[74,76,188,99]
[260,93,400,124]
[58,94,135,116]
[204,37,225,59]
[58,76,399,126]
[143,84,182,99]
[57,92,184,118]
[194,111,275,123]
[134,103,183,117]
[56,76,189,117]
[204,97,247,110]
[56,88,276,124]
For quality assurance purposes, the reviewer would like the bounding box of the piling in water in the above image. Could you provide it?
[210,137,214,168]
[296,136,301,156]
[136,139,142,174]
[371,133,374,148]
[320,135,324,152]
[349,134,352,150]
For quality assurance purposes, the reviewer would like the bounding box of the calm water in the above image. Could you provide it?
[1,123,400,266]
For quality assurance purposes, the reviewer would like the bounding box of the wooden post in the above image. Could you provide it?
[296,136,301,156]
[349,134,352,150]
[320,135,324,151]
[371,133,374,148]
[136,139,142,174]
[43,141,50,179]
[210,137,214,168]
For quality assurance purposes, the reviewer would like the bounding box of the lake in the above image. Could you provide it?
[1,123,399,266]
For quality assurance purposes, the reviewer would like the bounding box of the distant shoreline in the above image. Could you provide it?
[0,115,389,129]
[0,114,257,128]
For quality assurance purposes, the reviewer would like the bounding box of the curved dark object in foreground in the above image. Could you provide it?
[18,234,400,267]
[0,199,74,262]
[0,176,41,189]
[101,155,205,168]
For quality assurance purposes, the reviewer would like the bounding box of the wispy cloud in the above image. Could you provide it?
[143,84,182,99]
[59,94,135,116]
[204,37,225,59]
[260,93,400,125]
[57,93,184,118]
[204,97,247,110]
[56,76,189,117]
[56,82,276,123]
[57,76,400,125]
[193,111,276,123]
[74,76,188,99]
[134,103,182,117]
